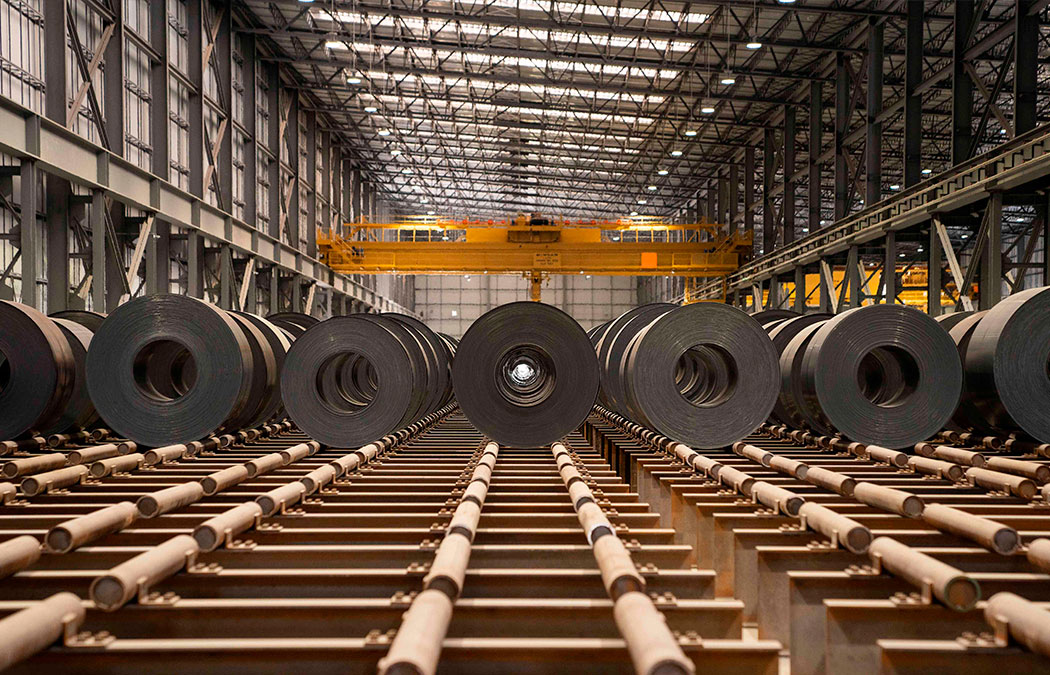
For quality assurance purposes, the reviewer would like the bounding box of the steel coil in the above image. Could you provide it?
[223,312,278,431]
[797,304,962,448]
[44,318,99,434]
[282,315,428,447]
[619,303,780,448]
[86,295,253,446]
[961,287,1050,442]
[595,304,675,411]
[750,309,800,326]
[48,310,106,333]
[0,302,76,440]
[265,312,319,338]
[765,313,831,426]
[935,311,975,332]
[232,312,292,425]
[452,302,599,447]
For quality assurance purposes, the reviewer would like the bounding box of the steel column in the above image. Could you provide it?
[763,128,775,254]
[928,221,942,316]
[846,245,861,308]
[90,189,107,310]
[150,0,170,180]
[729,164,739,232]
[783,105,796,244]
[20,160,38,308]
[266,64,281,241]
[242,34,258,224]
[866,18,883,206]
[744,147,754,247]
[980,192,1003,309]
[102,0,124,155]
[793,266,805,313]
[808,81,822,232]
[187,0,204,197]
[952,1,975,165]
[904,1,924,187]
[186,230,203,299]
[1014,0,1039,135]
[884,230,897,304]
[834,53,849,220]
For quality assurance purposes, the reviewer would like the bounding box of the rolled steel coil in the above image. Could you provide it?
[934,311,974,332]
[452,302,599,447]
[616,303,779,449]
[282,314,439,447]
[232,312,292,425]
[960,287,1050,442]
[595,304,676,411]
[48,309,106,333]
[265,312,319,338]
[795,304,962,448]
[86,295,254,446]
[222,313,278,431]
[765,313,832,426]
[385,313,455,408]
[43,318,99,434]
[750,308,800,326]
[0,301,75,440]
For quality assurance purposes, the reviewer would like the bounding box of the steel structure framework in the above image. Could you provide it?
[230,0,1050,314]
[3,0,1050,314]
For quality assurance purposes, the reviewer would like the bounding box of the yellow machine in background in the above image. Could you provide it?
[318,214,752,301]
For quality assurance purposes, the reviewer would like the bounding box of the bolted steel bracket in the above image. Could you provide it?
[406,561,431,575]
[226,538,258,551]
[257,521,283,532]
[364,629,397,646]
[64,626,115,649]
[188,561,223,575]
[650,591,677,608]
[139,587,180,606]
[674,630,703,647]
[390,590,417,608]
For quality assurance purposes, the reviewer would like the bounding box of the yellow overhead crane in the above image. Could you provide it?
[318,214,752,301]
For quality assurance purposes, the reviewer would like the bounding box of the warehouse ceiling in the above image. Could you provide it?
[236,0,1040,221]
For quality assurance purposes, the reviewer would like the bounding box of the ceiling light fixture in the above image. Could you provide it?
[363,106,378,113]
[745,40,762,50]
[638,199,647,204]
[921,168,932,175]
[684,129,698,137]
[378,129,391,136]
[346,76,362,84]
[671,149,683,157]
[700,101,716,114]
[658,169,669,176]
[720,71,737,85]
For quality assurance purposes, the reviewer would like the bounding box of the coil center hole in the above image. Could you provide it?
[497,346,556,407]
[316,352,378,412]
[132,339,198,402]
[856,346,920,408]
[675,344,738,408]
